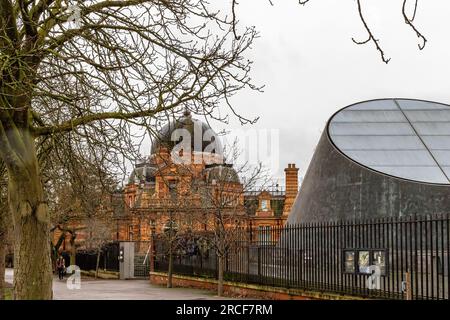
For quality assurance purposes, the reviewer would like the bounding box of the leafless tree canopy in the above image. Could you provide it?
[0,0,259,174]
[0,0,259,299]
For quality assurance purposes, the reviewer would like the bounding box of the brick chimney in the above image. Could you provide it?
[283,163,299,216]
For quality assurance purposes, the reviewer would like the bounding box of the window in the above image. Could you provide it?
[168,181,177,198]
[128,195,134,207]
[128,225,133,241]
[261,199,268,211]
[271,199,284,216]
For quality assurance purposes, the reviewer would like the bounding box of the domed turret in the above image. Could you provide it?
[150,110,223,156]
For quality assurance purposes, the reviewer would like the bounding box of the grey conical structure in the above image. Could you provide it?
[288,98,450,223]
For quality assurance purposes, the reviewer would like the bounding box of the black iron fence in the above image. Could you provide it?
[154,214,450,300]
[76,242,120,272]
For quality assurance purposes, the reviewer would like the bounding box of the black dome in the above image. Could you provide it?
[151,110,223,155]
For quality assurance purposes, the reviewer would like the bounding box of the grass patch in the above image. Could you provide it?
[3,287,13,300]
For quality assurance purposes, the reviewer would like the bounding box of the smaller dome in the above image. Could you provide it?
[128,161,156,184]
[204,164,240,184]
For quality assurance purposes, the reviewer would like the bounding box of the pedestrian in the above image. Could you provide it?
[56,255,66,280]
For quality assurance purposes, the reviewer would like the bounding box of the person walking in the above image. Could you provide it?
[56,255,66,280]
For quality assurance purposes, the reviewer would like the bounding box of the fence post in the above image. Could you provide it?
[257,246,261,280]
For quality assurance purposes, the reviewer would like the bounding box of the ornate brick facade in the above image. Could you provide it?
[116,111,300,243]
[53,112,300,251]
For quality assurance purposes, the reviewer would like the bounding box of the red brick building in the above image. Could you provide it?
[115,111,299,242]
[53,111,300,250]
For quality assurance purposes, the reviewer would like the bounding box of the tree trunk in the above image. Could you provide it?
[70,235,76,266]
[7,153,53,300]
[0,230,6,300]
[0,194,9,301]
[217,254,224,297]
[95,249,101,279]
[167,244,173,288]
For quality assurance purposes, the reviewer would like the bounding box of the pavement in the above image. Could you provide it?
[4,269,233,300]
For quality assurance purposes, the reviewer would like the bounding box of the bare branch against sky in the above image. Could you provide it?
[207,0,447,185]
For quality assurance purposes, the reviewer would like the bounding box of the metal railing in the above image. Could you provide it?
[154,214,450,300]
[76,242,120,272]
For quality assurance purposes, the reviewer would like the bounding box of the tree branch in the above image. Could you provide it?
[352,0,390,64]
[402,0,426,50]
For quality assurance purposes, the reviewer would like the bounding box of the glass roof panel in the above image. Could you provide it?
[413,122,450,135]
[328,99,450,184]
[335,135,423,150]
[332,110,406,123]
[329,122,414,136]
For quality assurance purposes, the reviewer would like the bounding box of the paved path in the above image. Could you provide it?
[4,269,232,300]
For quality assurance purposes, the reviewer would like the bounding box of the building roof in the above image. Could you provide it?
[151,110,223,155]
[328,98,450,185]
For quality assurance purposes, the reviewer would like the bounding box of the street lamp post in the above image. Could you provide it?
[166,212,174,288]
[150,220,156,273]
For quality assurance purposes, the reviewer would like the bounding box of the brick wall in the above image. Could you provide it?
[150,272,311,300]
[149,272,365,300]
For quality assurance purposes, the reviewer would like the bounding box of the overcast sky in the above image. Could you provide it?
[138,0,450,187]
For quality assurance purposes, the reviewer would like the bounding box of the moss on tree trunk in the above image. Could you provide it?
[0,230,6,300]
[7,149,53,300]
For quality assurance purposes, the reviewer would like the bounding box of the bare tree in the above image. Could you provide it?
[195,142,269,296]
[50,157,118,268]
[84,217,113,279]
[154,169,198,288]
[2,134,116,297]
[0,1,257,299]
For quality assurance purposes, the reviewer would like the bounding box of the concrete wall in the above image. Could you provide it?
[288,131,450,223]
